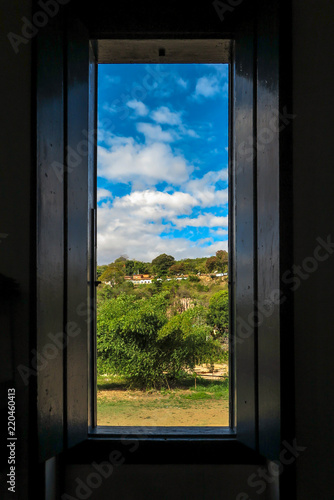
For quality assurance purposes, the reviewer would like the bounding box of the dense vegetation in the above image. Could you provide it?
[97,250,228,283]
[97,252,229,388]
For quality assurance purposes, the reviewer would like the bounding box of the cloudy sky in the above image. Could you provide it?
[97,63,229,265]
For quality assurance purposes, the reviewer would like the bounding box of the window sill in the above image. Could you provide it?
[63,428,265,465]
[89,426,235,439]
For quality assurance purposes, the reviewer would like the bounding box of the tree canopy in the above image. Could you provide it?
[152,253,175,276]
[99,264,124,285]
[97,251,227,279]
[207,289,229,335]
[205,250,228,273]
[125,259,150,276]
[97,292,223,387]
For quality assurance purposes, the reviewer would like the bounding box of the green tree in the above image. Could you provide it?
[125,260,135,275]
[126,260,150,276]
[97,293,222,387]
[152,253,175,276]
[188,274,200,282]
[205,251,228,273]
[151,277,163,294]
[169,263,186,275]
[115,255,128,263]
[100,264,125,285]
[97,280,135,304]
[207,289,229,336]
[157,306,221,377]
[206,256,217,273]
[216,250,228,273]
[97,265,108,279]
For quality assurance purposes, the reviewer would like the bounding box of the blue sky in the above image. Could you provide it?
[97,64,228,265]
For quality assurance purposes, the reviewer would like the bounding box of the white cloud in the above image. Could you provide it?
[193,75,228,100]
[212,228,228,236]
[204,64,228,77]
[185,128,200,138]
[136,122,178,143]
[97,187,228,264]
[97,188,113,202]
[194,76,220,98]
[97,197,228,264]
[204,239,228,255]
[184,169,228,207]
[113,189,196,219]
[103,102,118,114]
[126,99,149,116]
[151,106,182,125]
[98,138,193,187]
[97,190,192,263]
[105,75,121,85]
[150,106,199,139]
[174,213,228,229]
[97,225,227,264]
[177,77,188,89]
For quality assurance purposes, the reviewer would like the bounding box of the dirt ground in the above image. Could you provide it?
[192,362,229,380]
[97,363,229,427]
[97,389,229,426]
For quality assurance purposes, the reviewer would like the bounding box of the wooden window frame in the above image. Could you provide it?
[35,3,294,487]
[90,37,235,438]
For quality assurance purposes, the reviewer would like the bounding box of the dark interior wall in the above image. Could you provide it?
[0,1,33,498]
[1,1,334,499]
[292,1,334,498]
[64,464,272,500]
[85,0,237,37]
[62,2,274,498]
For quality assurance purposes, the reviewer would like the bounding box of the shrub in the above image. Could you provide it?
[196,283,209,292]
[188,274,200,282]
[207,289,229,336]
[97,293,222,388]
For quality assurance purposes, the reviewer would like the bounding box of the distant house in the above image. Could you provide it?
[128,274,153,284]
[132,278,152,284]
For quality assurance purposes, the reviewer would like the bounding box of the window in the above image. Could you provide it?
[92,39,233,434]
[96,61,230,428]
[35,0,290,466]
